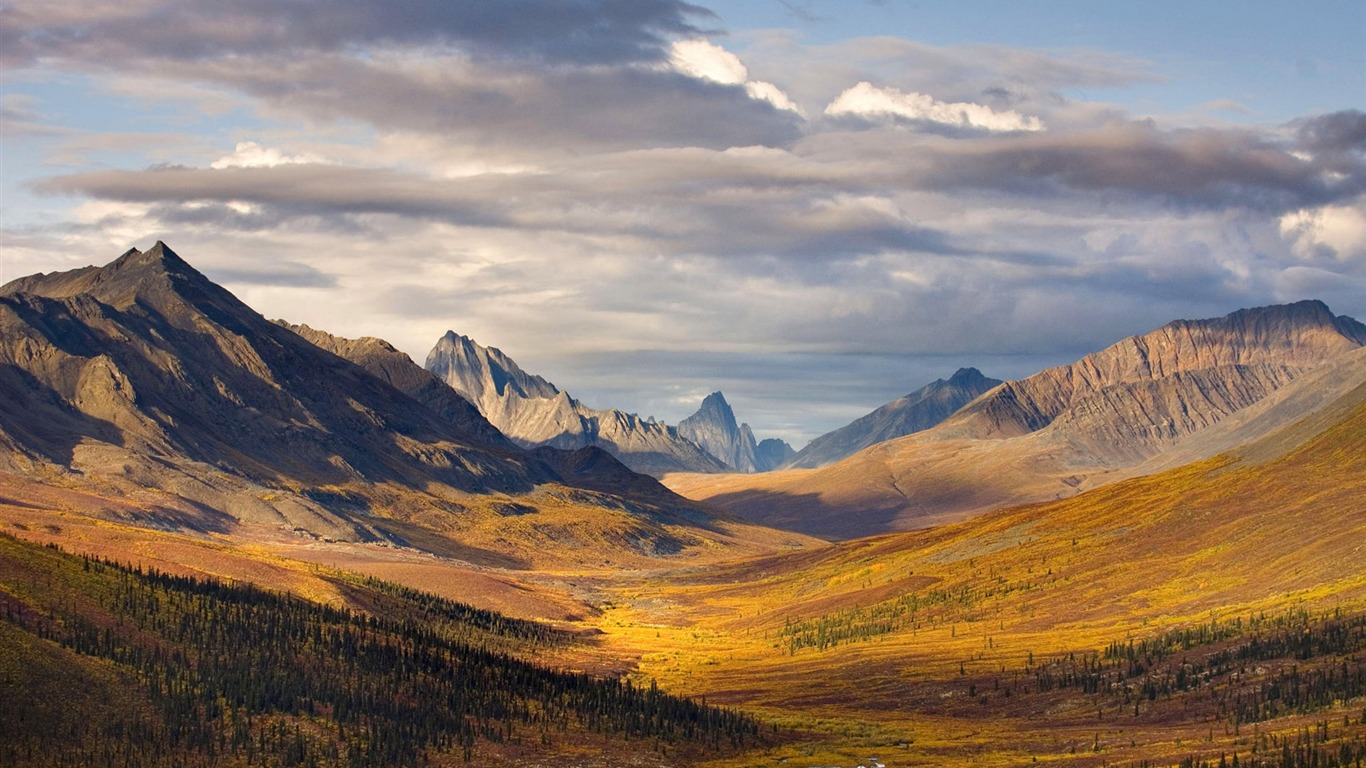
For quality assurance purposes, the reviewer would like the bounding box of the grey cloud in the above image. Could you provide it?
[1294,110,1366,154]
[3,0,711,67]
[34,165,516,227]
[5,0,806,153]
[918,121,1364,212]
[288,62,804,151]
[742,35,1157,123]
[207,262,338,289]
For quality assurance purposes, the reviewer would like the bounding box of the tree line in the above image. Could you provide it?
[0,535,760,767]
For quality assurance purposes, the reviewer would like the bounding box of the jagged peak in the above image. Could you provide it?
[697,390,733,412]
[105,241,202,281]
[683,391,739,429]
[434,330,524,369]
[0,241,252,329]
[426,329,561,401]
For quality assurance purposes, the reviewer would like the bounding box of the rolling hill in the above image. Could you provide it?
[598,363,1366,767]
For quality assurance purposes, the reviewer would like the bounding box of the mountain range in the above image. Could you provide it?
[784,366,1002,469]
[665,300,1366,539]
[3,241,1365,767]
[425,331,794,475]
[0,243,807,568]
[677,391,794,473]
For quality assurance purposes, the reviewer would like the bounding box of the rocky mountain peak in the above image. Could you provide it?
[694,392,738,428]
[785,367,1004,469]
[677,391,793,473]
[428,331,560,405]
[948,367,991,386]
[424,332,729,475]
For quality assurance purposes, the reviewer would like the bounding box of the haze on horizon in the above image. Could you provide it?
[1,0,1363,447]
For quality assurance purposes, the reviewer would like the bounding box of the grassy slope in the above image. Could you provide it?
[596,383,1366,766]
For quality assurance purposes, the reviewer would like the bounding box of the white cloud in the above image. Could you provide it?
[669,38,749,85]
[825,81,1044,133]
[210,141,322,169]
[744,81,802,115]
[1280,199,1366,261]
[668,38,804,116]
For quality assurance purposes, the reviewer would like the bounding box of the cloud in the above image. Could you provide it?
[669,38,749,85]
[1294,110,1366,154]
[210,141,323,169]
[0,93,69,137]
[6,1,1366,443]
[1,0,712,67]
[668,38,805,115]
[898,118,1365,212]
[1280,198,1366,262]
[825,81,1045,133]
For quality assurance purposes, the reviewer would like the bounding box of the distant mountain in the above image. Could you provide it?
[425,331,728,476]
[677,391,794,473]
[285,323,514,450]
[786,367,1002,469]
[0,243,802,567]
[755,437,797,472]
[938,300,1366,461]
[665,301,1366,539]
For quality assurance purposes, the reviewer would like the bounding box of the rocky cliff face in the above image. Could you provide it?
[676,391,794,473]
[939,300,1366,463]
[425,332,728,476]
[678,392,755,472]
[787,367,1003,469]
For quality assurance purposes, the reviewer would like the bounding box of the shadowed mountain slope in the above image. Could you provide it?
[426,331,729,476]
[786,367,1002,469]
[285,322,514,450]
[0,243,813,568]
[0,244,539,495]
[666,301,1366,539]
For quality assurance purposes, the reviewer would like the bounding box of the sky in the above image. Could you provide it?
[2,0,1364,448]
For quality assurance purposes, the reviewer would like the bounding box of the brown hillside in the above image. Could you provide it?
[667,302,1366,539]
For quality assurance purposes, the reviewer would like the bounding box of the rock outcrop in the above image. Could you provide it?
[677,391,794,473]
[755,437,796,471]
[425,332,729,476]
[787,367,1002,469]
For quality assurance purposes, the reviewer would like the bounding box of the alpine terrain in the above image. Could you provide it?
[677,390,795,473]
[785,367,1003,469]
[666,300,1366,538]
[425,331,731,476]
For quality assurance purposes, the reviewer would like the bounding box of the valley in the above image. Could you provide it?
[1,244,1364,767]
